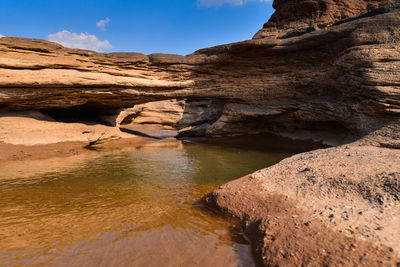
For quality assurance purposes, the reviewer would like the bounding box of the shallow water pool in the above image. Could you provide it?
[0,136,316,266]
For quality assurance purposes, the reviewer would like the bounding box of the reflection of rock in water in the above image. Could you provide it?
[0,139,296,266]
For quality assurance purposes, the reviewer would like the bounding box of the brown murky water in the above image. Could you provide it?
[0,137,310,266]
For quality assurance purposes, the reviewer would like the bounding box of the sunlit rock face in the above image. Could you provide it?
[253,0,397,39]
[0,2,399,142]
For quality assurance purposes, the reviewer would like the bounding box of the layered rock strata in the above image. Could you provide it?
[0,1,399,265]
[254,0,398,38]
[0,110,133,146]
[117,99,224,138]
[1,3,400,143]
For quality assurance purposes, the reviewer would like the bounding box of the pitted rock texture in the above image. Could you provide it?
[253,0,397,39]
[0,2,399,265]
[0,3,399,142]
[205,122,400,265]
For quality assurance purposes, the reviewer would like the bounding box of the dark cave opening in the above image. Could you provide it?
[42,103,121,126]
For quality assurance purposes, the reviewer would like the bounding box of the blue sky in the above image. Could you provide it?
[0,0,274,55]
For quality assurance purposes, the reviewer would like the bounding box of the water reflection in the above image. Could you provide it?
[0,137,298,266]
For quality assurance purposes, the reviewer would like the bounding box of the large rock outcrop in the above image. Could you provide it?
[254,0,397,38]
[205,120,400,266]
[0,1,399,265]
[0,2,399,143]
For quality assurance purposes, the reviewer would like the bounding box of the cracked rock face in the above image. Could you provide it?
[254,0,397,39]
[0,2,399,142]
[0,1,399,265]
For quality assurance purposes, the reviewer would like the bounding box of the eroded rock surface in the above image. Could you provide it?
[0,1,399,265]
[0,111,133,145]
[205,121,400,265]
[0,3,399,142]
[254,0,397,38]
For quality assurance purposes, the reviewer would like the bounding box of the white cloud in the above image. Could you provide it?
[0,34,4,38]
[96,18,111,32]
[48,30,112,52]
[198,0,271,7]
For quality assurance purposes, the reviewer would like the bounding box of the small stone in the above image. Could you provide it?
[328,214,335,218]
[300,167,311,172]
[360,256,368,262]
[389,247,394,252]
[304,221,311,226]
[358,211,363,215]
[396,262,400,267]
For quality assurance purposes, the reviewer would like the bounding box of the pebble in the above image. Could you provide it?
[358,211,363,215]
[304,221,311,226]
[300,167,311,172]
[328,214,335,218]
[359,256,368,262]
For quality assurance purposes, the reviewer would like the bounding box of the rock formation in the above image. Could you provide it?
[0,0,399,265]
[0,110,134,146]
[1,2,399,143]
[205,121,400,265]
[117,99,223,136]
[254,0,397,38]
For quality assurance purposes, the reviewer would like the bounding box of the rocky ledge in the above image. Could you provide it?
[205,122,400,265]
[0,0,399,265]
[0,1,399,143]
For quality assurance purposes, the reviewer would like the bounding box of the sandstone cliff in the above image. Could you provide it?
[1,1,400,265]
[254,0,398,38]
[1,2,400,143]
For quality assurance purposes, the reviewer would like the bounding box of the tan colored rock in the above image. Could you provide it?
[117,99,224,137]
[117,100,186,127]
[0,111,133,145]
[0,2,398,265]
[205,122,400,265]
[0,4,399,141]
